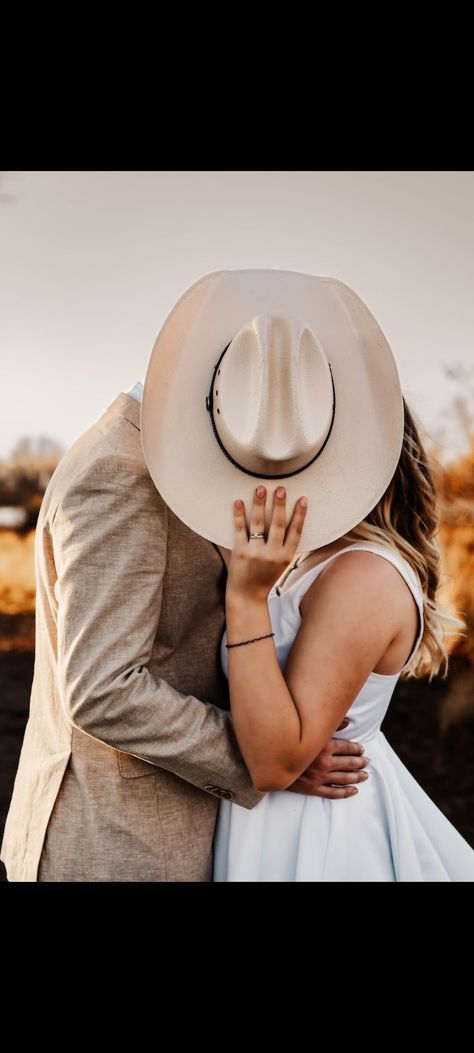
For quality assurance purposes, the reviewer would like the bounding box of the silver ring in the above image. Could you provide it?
[249,532,266,540]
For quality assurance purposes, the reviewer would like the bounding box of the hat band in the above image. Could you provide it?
[205,343,337,480]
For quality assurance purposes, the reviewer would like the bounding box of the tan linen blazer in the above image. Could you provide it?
[1,393,262,882]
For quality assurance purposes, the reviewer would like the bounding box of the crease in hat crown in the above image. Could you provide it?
[141,268,404,551]
[211,312,335,477]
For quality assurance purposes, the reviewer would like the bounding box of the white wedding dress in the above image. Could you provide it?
[213,541,474,882]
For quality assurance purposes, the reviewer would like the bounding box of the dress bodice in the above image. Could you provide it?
[221,541,425,746]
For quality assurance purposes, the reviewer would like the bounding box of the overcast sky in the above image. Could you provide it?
[1,170,473,460]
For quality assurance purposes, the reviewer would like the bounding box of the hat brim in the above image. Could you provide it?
[141,269,404,550]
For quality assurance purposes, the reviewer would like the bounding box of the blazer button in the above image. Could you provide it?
[204,785,234,800]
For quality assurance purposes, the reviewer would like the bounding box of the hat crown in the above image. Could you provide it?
[213,313,335,476]
[141,268,404,550]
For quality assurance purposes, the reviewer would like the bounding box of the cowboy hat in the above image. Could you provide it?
[141,269,404,550]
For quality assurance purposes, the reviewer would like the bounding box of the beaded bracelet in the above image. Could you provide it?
[225,632,275,649]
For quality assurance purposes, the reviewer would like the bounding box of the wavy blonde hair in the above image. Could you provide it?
[338,398,467,681]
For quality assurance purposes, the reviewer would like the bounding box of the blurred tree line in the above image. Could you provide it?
[0,437,63,532]
[422,365,474,668]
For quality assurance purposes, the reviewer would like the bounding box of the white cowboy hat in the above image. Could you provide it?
[141,269,404,550]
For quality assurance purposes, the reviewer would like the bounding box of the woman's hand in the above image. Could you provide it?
[226,485,308,606]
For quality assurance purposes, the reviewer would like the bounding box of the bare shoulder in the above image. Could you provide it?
[300,548,416,628]
[288,547,420,684]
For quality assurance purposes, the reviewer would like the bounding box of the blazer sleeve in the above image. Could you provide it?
[52,451,263,810]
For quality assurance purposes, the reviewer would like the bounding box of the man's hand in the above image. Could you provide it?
[288,720,369,799]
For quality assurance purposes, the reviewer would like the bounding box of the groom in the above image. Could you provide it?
[1,382,368,882]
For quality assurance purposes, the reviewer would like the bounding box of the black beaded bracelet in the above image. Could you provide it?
[225,632,275,649]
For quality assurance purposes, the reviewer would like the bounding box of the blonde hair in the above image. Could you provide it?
[339,398,467,681]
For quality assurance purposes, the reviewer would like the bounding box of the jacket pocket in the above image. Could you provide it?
[117,751,158,779]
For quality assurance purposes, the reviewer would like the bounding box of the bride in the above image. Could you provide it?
[214,434,474,881]
[141,267,474,882]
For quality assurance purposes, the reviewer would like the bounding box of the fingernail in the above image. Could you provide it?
[276,487,285,499]
[234,499,242,510]
[256,486,265,498]
[361,772,368,780]
[350,788,358,795]
[300,497,308,508]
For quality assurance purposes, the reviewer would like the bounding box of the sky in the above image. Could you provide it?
[1,170,473,461]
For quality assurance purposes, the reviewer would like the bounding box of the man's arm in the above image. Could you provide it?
[52,452,262,809]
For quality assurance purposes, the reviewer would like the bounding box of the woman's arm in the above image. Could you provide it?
[226,485,400,791]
